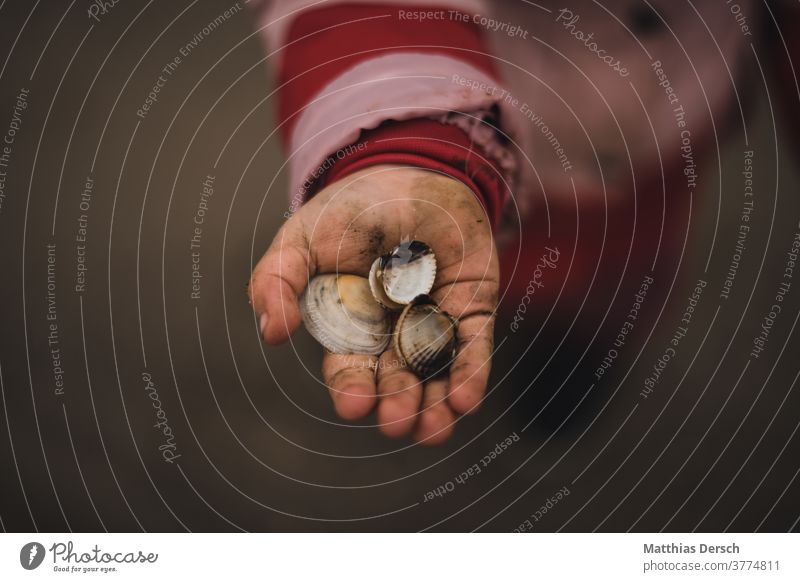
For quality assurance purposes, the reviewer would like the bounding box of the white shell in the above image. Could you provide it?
[394,296,458,378]
[376,241,437,306]
[301,274,391,355]
[369,257,403,310]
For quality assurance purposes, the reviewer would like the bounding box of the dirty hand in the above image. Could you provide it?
[250,165,498,444]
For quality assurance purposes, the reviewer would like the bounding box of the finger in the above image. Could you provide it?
[376,349,423,438]
[431,274,498,321]
[446,314,494,415]
[249,216,312,345]
[431,279,497,416]
[322,352,378,420]
[413,378,456,445]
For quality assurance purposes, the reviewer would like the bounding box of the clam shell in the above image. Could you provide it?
[378,240,436,306]
[369,257,403,310]
[301,274,391,355]
[394,296,458,378]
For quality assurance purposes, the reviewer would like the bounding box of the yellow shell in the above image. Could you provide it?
[300,274,391,355]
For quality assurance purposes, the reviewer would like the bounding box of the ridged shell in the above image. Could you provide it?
[369,257,403,310]
[300,274,391,355]
[394,296,458,378]
[378,241,436,306]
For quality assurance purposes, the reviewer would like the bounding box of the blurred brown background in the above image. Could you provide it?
[0,0,798,532]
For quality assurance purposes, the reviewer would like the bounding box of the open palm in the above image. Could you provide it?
[250,165,498,444]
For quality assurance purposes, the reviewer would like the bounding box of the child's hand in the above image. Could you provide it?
[249,165,498,445]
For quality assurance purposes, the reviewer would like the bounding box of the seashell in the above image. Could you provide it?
[369,257,403,311]
[374,240,437,307]
[300,274,391,355]
[394,296,458,378]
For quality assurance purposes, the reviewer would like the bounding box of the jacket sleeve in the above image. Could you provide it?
[252,0,524,228]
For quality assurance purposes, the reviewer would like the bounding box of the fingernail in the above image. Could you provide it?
[259,313,269,339]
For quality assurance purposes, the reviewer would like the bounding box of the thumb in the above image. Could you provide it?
[249,217,312,345]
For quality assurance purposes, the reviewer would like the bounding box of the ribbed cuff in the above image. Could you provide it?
[318,118,507,229]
